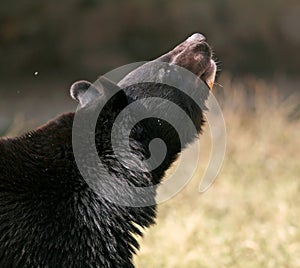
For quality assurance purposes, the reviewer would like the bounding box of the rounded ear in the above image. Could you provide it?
[70,80,101,107]
[70,77,128,108]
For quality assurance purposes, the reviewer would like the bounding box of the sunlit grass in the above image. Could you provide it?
[134,75,300,267]
[2,75,300,267]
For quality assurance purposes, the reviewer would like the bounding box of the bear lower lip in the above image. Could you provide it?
[200,60,217,90]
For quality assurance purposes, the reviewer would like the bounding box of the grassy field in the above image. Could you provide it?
[2,75,300,267]
[134,75,300,267]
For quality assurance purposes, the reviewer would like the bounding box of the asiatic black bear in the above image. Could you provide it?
[0,33,217,267]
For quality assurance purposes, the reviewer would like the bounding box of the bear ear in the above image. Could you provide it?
[70,80,101,107]
[70,77,127,107]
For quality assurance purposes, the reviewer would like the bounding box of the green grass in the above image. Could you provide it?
[134,76,300,267]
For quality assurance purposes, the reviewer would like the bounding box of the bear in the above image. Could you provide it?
[0,33,217,267]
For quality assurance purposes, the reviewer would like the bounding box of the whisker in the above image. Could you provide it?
[214,82,224,88]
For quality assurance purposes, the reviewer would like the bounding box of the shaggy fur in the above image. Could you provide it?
[0,34,213,267]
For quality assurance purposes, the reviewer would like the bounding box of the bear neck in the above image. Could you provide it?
[124,83,206,183]
[0,112,157,267]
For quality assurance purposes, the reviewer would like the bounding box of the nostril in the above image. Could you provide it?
[187,33,206,42]
[194,43,211,56]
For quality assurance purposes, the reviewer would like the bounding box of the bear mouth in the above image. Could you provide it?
[200,59,217,90]
[160,33,218,90]
[186,33,217,90]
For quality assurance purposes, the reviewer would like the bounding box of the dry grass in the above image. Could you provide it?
[3,75,300,267]
[134,75,300,267]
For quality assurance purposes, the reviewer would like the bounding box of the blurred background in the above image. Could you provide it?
[1,0,300,267]
[0,0,299,125]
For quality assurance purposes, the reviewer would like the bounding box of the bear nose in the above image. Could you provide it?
[195,42,211,56]
[186,33,206,42]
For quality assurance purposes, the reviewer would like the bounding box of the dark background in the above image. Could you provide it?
[0,0,299,128]
[1,0,300,79]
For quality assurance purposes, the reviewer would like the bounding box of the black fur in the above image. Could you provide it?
[0,35,213,267]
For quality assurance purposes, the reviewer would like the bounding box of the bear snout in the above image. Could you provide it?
[186,33,206,42]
